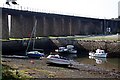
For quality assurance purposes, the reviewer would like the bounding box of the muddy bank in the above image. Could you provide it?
[2,38,120,57]
[2,56,120,78]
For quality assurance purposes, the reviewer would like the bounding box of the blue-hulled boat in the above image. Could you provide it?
[26,51,44,58]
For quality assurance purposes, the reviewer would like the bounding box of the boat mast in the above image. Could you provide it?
[33,18,37,50]
[25,17,37,53]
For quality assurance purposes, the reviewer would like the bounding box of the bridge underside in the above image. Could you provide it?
[1,8,120,39]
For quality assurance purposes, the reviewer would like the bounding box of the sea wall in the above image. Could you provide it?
[2,38,120,57]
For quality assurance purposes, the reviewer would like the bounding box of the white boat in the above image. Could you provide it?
[47,54,75,66]
[66,45,74,49]
[55,47,68,52]
[68,48,77,54]
[55,45,77,54]
[89,49,107,58]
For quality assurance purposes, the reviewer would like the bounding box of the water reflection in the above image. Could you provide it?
[89,56,107,64]
[76,55,119,71]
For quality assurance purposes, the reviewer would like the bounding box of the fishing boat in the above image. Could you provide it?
[26,19,44,58]
[89,49,107,58]
[47,54,75,66]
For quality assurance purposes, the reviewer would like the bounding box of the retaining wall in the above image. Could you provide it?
[2,38,120,57]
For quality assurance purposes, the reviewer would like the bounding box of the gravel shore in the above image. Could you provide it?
[2,55,120,78]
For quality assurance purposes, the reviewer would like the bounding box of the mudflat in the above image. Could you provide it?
[2,55,120,78]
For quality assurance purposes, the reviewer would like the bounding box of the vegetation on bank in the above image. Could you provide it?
[42,34,119,41]
[2,63,57,79]
[2,64,32,80]
[74,35,119,41]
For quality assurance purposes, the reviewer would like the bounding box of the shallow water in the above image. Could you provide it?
[3,51,120,72]
[67,54,120,72]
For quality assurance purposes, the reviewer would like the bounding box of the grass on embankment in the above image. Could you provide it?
[2,64,32,80]
[1,34,120,42]
[74,35,119,41]
[49,34,120,41]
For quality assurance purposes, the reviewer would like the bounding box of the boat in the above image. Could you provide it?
[89,49,107,58]
[67,48,77,54]
[55,47,68,52]
[25,19,44,58]
[47,54,75,66]
[26,51,44,58]
[55,45,77,54]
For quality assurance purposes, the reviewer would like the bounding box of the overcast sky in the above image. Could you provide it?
[1,0,120,19]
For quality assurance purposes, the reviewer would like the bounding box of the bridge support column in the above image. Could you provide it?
[11,15,23,38]
[0,8,2,39]
[69,18,72,36]
[53,17,57,36]
[61,17,65,36]
[36,16,44,37]
[22,15,34,38]
[53,17,63,36]
[77,19,81,35]
[2,14,9,39]
[43,16,47,36]
[64,17,70,36]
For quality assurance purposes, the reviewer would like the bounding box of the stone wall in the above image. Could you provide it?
[2,38,120,57]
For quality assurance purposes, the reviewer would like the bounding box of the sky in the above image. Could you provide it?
[0,0,120,19]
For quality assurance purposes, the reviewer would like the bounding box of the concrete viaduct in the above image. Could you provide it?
[1,7,120,39]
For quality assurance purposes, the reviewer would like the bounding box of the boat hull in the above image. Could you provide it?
[27,54,43,58]
[47,58,73,66]
[89,52,107,58]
